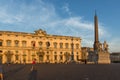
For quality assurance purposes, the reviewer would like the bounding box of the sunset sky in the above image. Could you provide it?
[0,0,120,52]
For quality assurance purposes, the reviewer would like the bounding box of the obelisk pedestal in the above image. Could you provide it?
[98,51,111,64]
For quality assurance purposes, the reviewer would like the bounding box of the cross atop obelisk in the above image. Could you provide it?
[94,11,99,51]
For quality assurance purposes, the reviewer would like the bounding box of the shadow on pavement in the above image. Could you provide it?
[28,70,37,80]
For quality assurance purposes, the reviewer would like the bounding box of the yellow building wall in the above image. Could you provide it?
[0,29,82,64]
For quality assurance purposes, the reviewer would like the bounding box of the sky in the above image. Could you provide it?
[0,0,120,52]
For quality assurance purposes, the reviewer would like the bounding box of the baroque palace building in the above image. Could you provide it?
[0,29,82,64]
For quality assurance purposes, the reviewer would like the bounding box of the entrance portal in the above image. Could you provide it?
[5,51,13,64]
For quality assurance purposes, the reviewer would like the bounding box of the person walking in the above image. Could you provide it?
[31,58,36,71]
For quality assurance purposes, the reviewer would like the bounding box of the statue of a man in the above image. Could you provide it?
[98,43,102,52]
[103,41,108,52]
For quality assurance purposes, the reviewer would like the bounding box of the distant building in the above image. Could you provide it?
[110,52,120,63]
[81,47,95,63]
[81,47,89,60]
[0,29,82,64]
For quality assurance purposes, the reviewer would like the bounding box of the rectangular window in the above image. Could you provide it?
[60,55,63,60]
[32,53,35,60]
[60,52,62,54]
[54,52,57,54]
[65,43,69,49]
[76,44,79,49]
[16,51,18,53]
[60,43,63,48]
[71,43,74,49]
[0,42,2,46]
[54,55,57,60]
[77,55,79,60]
[15,35,18,37]
[39,42,42,48]
[15,40,19,47]
[7,34,10,36]
[15,54,19,60]
[46,42,50,48]
[7,40,11,46]
[22,41,26,47]
[0,50,2,53]
[31,41,36,48]
[47,55,49,60]
[53,42,57,48]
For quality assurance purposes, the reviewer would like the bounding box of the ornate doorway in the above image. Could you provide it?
[37,51,44,63]
[39,55,43,63]
[5,51,13,64]
[64,52,70,63]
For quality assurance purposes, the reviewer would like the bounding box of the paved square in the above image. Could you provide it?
[2,64,120,80]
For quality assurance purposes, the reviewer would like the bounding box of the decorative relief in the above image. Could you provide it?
[34,29,47,36]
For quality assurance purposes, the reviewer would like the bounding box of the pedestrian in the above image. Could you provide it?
[32,58,36,64]
[31,59,36,71]
[32,60,36,64]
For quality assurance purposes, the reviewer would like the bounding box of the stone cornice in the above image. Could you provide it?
[0,29,81,40]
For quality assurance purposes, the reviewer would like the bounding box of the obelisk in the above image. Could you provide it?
[93,12,111,64]
[94,12,99,52]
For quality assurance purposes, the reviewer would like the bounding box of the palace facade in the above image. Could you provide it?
[0,29,82,64]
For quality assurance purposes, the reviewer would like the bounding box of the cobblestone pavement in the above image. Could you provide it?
[1,64,120,80]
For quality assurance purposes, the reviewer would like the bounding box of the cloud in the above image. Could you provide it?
[62,3,72,16]
[109,38,120,52]
[0,9,24,24]
[0,0,117,52]
[43,16,109,48]
[0,0,58,31]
